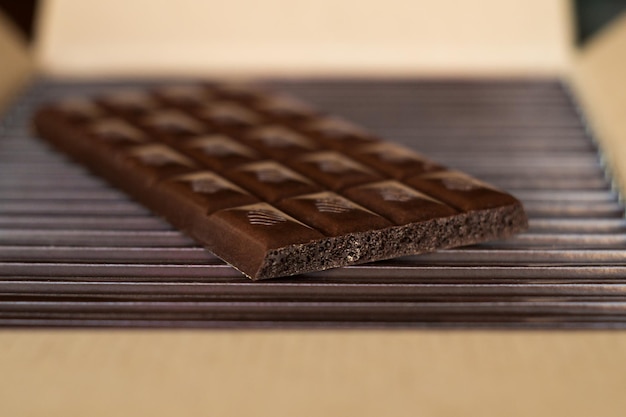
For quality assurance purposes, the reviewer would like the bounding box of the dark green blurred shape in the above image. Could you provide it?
[576,0,626,44]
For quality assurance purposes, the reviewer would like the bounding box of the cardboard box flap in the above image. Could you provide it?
[574,12,626,195]
[0,11,33,109]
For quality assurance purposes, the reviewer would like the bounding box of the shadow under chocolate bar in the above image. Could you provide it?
[32,83,528,279]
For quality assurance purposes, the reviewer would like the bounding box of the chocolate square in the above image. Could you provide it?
[288,151,382,190]
[343,180,457,224]
[349,143,445,179]
[405,171,520,211]
[183,135,260,172]
[225,161,322,202]
[243,125,318,158]
[277,191,392,236]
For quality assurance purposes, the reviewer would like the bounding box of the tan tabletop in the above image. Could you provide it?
[2,331,626,417]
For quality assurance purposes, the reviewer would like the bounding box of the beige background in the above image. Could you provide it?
[36,0,572,77]
[2,1,626,416]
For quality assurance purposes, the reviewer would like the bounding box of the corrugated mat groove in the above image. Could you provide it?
[0,78,625,328]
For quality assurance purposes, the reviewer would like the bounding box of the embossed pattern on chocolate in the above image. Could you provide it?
[33,83,527,279]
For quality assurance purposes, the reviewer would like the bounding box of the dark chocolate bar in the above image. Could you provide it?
[33,83,528,279]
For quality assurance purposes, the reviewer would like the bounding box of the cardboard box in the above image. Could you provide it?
[1,2,626,416]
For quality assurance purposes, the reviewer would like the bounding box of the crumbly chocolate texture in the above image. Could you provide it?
[33,83,528,280]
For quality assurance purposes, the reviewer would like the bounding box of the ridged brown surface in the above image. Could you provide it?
[0,78,624,327]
